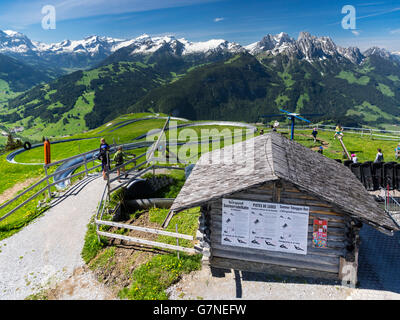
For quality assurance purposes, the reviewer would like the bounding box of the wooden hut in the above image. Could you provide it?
[170,132,399,285]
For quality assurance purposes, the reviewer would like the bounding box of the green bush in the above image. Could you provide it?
[118,253,201,300]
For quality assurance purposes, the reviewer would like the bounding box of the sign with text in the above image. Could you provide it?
[222,199,309,255]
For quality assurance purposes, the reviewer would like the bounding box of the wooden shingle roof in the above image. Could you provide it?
[171,132,399,234]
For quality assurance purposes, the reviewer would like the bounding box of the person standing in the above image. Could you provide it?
[99,138,110,180]
[113,146,130,182]
[351,154,358,163]
[374,148,384,163]
[311,127,318,143]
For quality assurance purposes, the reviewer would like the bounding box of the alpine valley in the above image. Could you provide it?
[1,30,400,142]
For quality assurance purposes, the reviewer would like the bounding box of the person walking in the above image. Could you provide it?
[374,148,384,163]
[98,138,110,180]
[113,146,130,182]
[311,127,318,143]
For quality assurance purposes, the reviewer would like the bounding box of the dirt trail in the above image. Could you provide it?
[0,175,108,300]
[0,178,38,205]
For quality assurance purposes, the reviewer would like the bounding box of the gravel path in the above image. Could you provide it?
[167,267,400,300]
[0,174,111,300]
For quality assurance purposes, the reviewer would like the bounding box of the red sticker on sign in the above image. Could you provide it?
[313,219,327,248]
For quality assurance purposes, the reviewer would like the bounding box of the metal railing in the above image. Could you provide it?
[94,117,197,253]
[94,161,193,253]
[0,146,112,223]
[382,186,400,228]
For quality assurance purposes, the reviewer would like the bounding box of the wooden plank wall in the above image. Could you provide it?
[206,180,358,280]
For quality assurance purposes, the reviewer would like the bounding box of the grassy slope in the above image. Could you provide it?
[0,79,21,102]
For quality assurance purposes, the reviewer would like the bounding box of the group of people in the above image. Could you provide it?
[98,138,136,182]
[370,145,400,163]
[351,148,394,164]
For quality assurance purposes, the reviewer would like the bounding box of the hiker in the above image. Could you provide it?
[311,127,318,143]
[260,129,264,135]
[351,153,358,163]
[98,138,110,180]
[334,124,343,140]
[395,144,400,160]
[318,146,323,154]
[374,148,384,163]
[113,146,131,182]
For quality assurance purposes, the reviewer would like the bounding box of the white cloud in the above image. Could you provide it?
[390,29,400,34]
[214,17,225,22]
[358,7,400,20]
[352,30,360,36]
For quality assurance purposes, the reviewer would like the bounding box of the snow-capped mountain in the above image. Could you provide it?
[0,30,245,73]
[0,30,37,54]
[246,31,364,64]
[1,29,399,75]
[363,46,400,63]
[114,33,245,57]
[0,30,244,57]
[0,30,135,56]
[33,35,136,56]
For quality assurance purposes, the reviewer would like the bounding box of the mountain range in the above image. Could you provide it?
[1,30,400,74]
[1,30,400,141]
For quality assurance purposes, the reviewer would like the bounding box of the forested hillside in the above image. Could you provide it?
[0,54,52,103]
[132,52,400,127]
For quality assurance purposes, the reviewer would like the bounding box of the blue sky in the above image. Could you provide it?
[1,0,400,51]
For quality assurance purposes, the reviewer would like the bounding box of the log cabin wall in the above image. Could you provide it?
[201,179,361,281]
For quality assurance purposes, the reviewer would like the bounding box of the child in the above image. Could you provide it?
[374,148,384,163]
[334,125,343,140]
[395,144,400,159]
[351,154,358,163]
[311,128,318,143]
[113,146,130,182]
